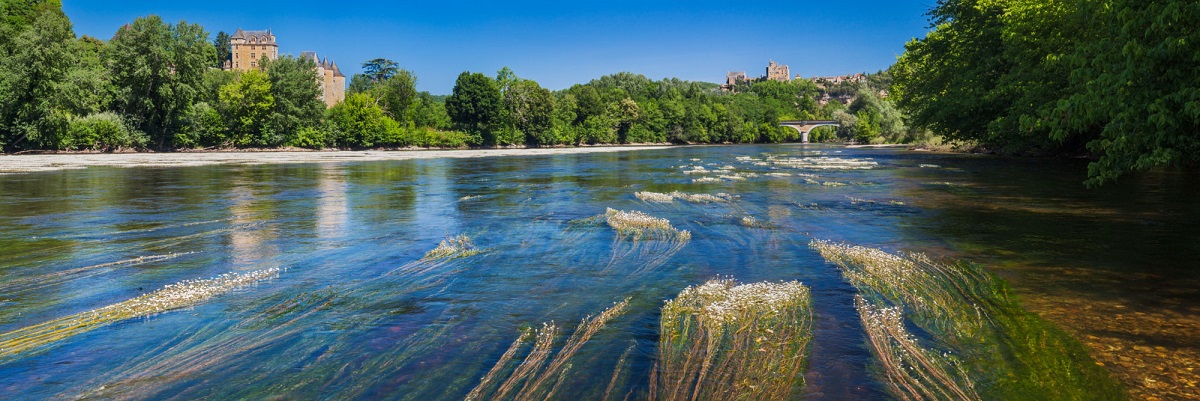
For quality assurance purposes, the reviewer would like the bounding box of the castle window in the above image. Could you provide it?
[251,61,256,67]
[251,53,256,59]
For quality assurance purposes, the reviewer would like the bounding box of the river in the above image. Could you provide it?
[0,145,1195,399]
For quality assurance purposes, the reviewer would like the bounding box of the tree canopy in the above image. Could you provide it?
[893,0,1200,185]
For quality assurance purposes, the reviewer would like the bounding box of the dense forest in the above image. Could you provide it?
[0,0,909,154]
[894,0,1200,185]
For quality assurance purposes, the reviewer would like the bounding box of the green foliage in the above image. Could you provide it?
[0,2,82,150]
[265,55,324,145]
[445,71,502,145]
[894,0,1200,184]
[105,15,215,148]
[1049,0,1200,186]
[213,31,230,68]
[374,69,418,122]
[411,93,452,130]
[175,102,224,148]
[361,58,399,83]
[325,93,396,148]
[287,125,327,149]
[63,112,146,151]
[503,79,554,146]
[219,69,274,147]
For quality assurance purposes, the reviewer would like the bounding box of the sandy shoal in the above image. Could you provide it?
[0,146,677,174]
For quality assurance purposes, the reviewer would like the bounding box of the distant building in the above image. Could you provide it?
[721,71,748,91]
[227,28,278,71]
[811,73,867,85]
[726,71,747,86]
[766,60,791,82]
[221,29,345,107]
[300,51,346,108]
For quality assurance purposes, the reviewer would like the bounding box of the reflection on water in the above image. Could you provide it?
[0,145,1196,399]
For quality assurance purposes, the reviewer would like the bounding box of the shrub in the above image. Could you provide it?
[64,112,147,151]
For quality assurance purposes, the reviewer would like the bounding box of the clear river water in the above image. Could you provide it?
[0,144,1196,400]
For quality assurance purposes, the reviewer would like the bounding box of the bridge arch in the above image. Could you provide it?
[779,120,840,143]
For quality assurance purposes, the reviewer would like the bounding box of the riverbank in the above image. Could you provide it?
[0,145,678,174]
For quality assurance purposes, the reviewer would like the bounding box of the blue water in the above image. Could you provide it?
[0,144,1196,399]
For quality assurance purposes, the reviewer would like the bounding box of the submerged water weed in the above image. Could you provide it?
[0,268,279,361]
[469,298,631,401]
[72,237,486,400]
[603,208,691,274]
[654,279,812,401]
[855,296,980,401]
[810,240,1126,400]
[605,208,690,242]
[635,191,735,204]
[0,252,198,294]
[636,191,677,203]
[739,215,773,229]
[423,235,482,260]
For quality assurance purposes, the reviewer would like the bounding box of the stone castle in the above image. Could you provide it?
[766,60,791,82]
[228,29,278,71]
[224,28,345,108]
[300,51,346,108]
[721,60,792,91]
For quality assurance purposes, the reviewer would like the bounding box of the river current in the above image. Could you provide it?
[0,145,1195,399]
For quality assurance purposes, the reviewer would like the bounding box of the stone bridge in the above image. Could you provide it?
[779,120,840,143]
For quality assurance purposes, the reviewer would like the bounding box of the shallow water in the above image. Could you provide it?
[0,144,1195,399]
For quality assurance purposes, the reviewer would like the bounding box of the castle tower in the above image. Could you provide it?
[228,28,278,71]
[766,59,791,82]
[301,51,346,108]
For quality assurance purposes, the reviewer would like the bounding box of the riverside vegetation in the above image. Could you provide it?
[0,0,907,154]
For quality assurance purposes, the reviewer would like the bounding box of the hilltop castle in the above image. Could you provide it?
[766,60,791,82]
[721,60,792,91]
[223,28,345,108]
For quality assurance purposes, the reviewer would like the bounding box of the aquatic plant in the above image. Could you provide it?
[0,268,279,361]
[636,191,677,203]
[469,298,631,401]
[423,235,482,260]
[766,156,878,170]
[654,279,812,401]
[810,240,1125,400]
[671,191,733,204]
[605,208,691,242]
[855,295,980,401]
[71,236,487,399]
[635,191,734,204]
[739,215,772,229]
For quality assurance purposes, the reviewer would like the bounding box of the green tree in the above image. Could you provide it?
[106,15,215,148]
[1048,0,1200,185]
[213,30,230,68]
[346,74,373,95]
[412,92,452,130]
[0,2,77,150]
[376,69,418,123]
[264,55,324,145]
[445,71,502,145]
[219,69,274,147]
[362,58,399,82]
[326,92,398,148]
[504,80,554,145]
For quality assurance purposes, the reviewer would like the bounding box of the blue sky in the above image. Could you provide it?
[63,1,934,94]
